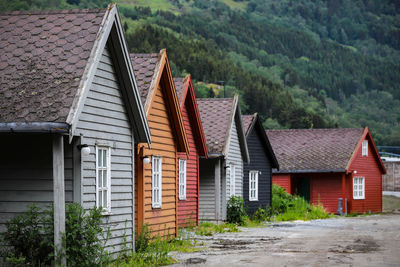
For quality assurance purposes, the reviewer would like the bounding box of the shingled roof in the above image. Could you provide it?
[197,98,235,154]
[0,8,106,123]
[173,77,185,103]
[266,128,364,173]
[130,53,159,106]
[241,114,254,136]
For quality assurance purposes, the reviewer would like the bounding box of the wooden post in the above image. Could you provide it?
[53,135,66,266]
[342,173,346,215]
[137,145,145,232]
[72,136,82,204]
[214,158,221,221]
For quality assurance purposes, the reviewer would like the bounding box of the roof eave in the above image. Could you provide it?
[273,168,346,174]
[0,122,69,134]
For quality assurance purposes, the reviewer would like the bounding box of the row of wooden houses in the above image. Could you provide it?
[0,4,386,258]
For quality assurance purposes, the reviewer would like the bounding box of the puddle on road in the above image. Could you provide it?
[210,237,281,251]
[329,237,380,253]
[185,257,207,264]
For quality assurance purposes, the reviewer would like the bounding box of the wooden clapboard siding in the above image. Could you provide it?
[75,45,134,254]
[243,126,273,215]
[0,135,73,234]
[136,84,177,238]
[199,158,217,220]
[177,101,199,227]
[226,116,244,194]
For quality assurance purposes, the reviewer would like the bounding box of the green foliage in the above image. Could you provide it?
[226,195,247,225]
[271,185,333,221]
[1,205,53,266]
[135,224,152,253]
[252,206,270,222]
[0,204,111,267]
[194,222,240,236]
[64,203,111,267]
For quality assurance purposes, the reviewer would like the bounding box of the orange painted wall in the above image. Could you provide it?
[135,84,178,238]
[272,174,291,194]
[177,100,199,227]
[348,138,383,213]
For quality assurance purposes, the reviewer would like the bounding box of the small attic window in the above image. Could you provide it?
[362,140,368,157]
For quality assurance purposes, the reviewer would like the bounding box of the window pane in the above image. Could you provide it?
[98,150,102,167]
[103,150,107,167]
[99,190,103,207]
[103,190,107,207]
[103,170,107,187]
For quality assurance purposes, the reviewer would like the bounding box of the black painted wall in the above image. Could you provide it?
[243,126,273,215]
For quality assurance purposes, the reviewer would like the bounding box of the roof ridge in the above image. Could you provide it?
[0,8,106,16]
[266,128,363,132]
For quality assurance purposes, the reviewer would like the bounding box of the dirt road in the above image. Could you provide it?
[173,214,400,266]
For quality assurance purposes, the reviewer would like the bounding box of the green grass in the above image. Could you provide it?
[220,0,247,10]
[191,222,240,236]
[274,197,334,221]
[383,195,400,212]
[115,0,179,13]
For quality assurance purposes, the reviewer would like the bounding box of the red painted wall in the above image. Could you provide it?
[348,137,383,213]
[177,101,199,227]
[310,174,342,213]
[272,174,291,194]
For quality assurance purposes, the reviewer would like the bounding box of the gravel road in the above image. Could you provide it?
[172,214,400,266]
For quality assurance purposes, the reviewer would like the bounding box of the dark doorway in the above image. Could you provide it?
[297,178,310,202]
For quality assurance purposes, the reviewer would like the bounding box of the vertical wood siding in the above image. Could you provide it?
[177,101,199,227]
[226,118,244,199]
[0,135,73,233]
[243,127,273,215]
[136,83,177,238]
[272,174,292,193]
[199,158,216,220]
[310,174,342,213]
[382,162,400,191]
[75,46,134,254]
[349,138,383,213]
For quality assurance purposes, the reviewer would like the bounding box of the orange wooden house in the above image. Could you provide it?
[174,75,208,227]
[131,50,189,237]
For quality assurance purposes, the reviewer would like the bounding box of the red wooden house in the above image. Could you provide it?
[174,75,208,227]
[266,127,386,214]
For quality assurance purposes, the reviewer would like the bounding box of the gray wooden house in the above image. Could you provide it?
[241,113,279,215]
[197,95,249,221]
[0,4,150,258]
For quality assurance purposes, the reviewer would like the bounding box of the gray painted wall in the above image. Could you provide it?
[75,45,134,254]
[0,134,73,233]
[199,113,244,221]
[199,158,216,220]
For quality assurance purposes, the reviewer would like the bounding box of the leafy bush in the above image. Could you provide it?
[226,196,247,225]
[252,206,270,222]
[1,205,53,266]
[135,224,152,253]
[1,203,110,267]
[271,185,333,221]
[64,203,111,266]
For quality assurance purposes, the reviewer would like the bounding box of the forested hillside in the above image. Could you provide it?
[1,0,399,145]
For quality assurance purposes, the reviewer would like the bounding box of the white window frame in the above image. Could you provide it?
[179,159,187,200]
[229,164,235,197]
[362,140,368,156]
[152,156,162,208]
[96,146,111,213]
[353,176,365,200]
[249,171,259,201]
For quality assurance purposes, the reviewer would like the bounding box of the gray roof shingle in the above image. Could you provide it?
[173,77,185,104]
[130,53,159,105]
[0,9,106,122]
[266,128,364,172]
[241,114,254,136]
[197,98,234,154]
